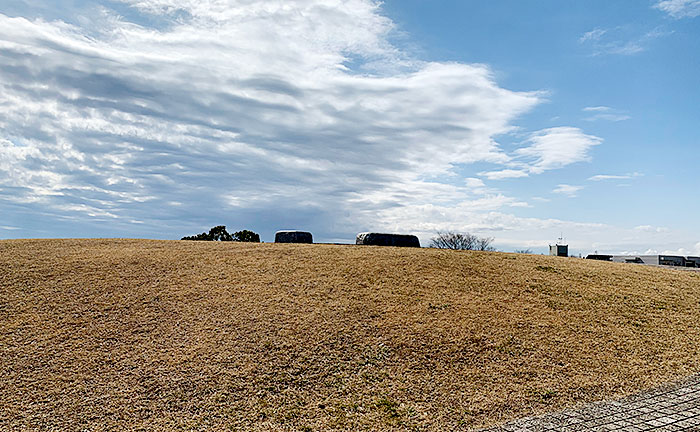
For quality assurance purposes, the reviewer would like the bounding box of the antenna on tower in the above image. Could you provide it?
[557,232,564,245]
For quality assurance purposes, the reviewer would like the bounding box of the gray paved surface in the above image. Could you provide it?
[481,375,700,431]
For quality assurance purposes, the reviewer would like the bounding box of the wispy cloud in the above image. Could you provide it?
[582,106,612,112]
[480,169,529,180]
[553,184,584,198]
[582,106,631,122]
[589,175,630,181]
[588,113,631,121]
[579,28,607,43]
[578,26,671,56]
[655,0,700,18]
[635,225,670,233]
[588,173,643,181]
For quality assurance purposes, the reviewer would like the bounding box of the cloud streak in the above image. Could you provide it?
[578,26,671,56]
[582,106,631,122]
[579,28,607,43]
[588,173,643,181]
[553,184,584,198]
[655,0,700,18]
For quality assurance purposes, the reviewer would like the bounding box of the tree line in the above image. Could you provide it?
[182,225,260,242]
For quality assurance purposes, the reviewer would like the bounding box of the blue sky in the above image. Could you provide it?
[0,0,698,255]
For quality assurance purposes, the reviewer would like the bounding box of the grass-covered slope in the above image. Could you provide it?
[2,239,700,430]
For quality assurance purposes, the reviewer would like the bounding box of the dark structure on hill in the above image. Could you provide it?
[549,244,568,257]
[586,254,613,261]
[611,255,687,267]
[356,232,420,248]
[687,257,700,267]
[275,230,313,244]
[586,254,699,268]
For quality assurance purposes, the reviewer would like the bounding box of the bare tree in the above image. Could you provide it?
[430,231,495,251]
[475,236,496,251]
[514,248,533,254]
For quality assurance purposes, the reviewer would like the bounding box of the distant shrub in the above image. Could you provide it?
[430,231,495,251]
[182,226,259,242]
[514,249,533,254]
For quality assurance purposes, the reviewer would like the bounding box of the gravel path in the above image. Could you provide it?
[481,375,700,431]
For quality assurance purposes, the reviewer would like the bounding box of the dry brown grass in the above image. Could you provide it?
[2,239,700,431]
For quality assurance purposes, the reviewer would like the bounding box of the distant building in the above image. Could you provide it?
[685,257,700,267]
[586,254,613,261]
[549,244,568,257]
[611,255,687,267]
[585,253,700,268]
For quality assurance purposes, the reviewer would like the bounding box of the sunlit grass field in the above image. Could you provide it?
[2,239,700,430]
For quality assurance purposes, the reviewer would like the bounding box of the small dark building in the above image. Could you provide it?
[275,230,313,244]
[611,255,686,267]
[686,257,700,268]
[549,244,568,257]
[356,232,420,248]
[586,254,613,261]
[660,255,687,266]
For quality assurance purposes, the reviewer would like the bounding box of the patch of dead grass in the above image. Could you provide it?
[2,239,700,430]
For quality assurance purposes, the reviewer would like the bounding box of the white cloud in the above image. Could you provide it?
[553,184,584,197]
[582,106,612,112]
[579,28,607,43]
[588,173,643,181]
[655,0,700,18]
[464,177,486,189]
[635,225,670,233]
[582,106,630,122]
[463,177,490,195]
[372,206,699,256]
[0,1,548,239]
[479,169,529,180]
[515,127,602,174]
[4,1,689,255]
[579,26,671,56]
[589,175,630,181]
[587,113,631,122]
[479,127,602,181]
[661,247,699,255]
[607,42,646,56]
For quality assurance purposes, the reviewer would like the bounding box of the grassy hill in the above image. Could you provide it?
[2,239,700,431]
